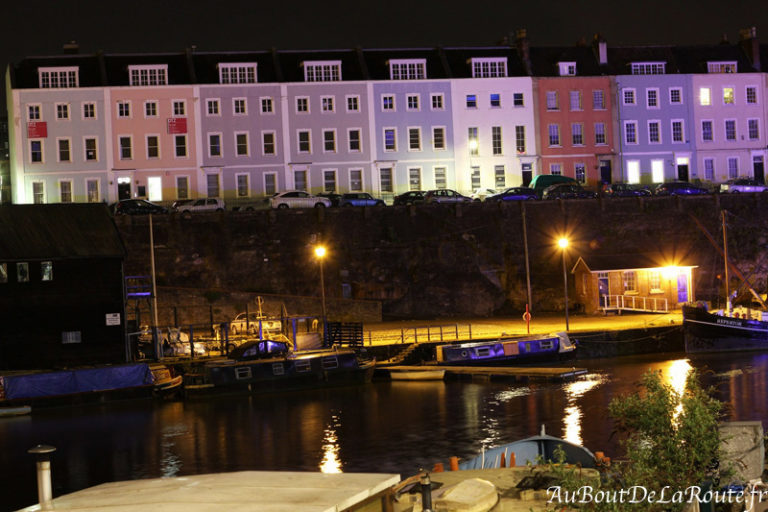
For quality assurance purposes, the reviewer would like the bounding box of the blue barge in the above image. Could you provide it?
[435,333,575,365]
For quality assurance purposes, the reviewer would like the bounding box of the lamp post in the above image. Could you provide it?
[314,245,327,326]
[558,237,570,331]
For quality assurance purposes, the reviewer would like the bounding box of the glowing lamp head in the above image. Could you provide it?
[468,140,478,152]
[558,237,569,249]
[314,246,327,259]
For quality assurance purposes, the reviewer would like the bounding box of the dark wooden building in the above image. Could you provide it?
[0,204,127,369]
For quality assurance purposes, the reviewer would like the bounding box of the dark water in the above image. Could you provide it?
[3,351,768,511]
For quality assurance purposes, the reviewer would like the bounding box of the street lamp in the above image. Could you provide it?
[558,237,570,331]
[314,245,327,326]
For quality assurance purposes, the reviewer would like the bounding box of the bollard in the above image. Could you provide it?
[500,452,506,468]
[509,452,516,467]
[432,462,444,473]
[420,472,433,512]
[449,456,459,471]
[28,444,56,510]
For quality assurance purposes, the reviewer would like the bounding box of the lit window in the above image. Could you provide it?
[41,261,53,281]
[623,271,637,292]
[38,67,78,88]
[723,87,735,105]
[700,88,711,106]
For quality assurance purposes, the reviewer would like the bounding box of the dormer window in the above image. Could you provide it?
[389,59,426,80]
[470,58,507,78]
[128,65,168,86]
[630,62,666,75]
[558,62,576,76]
[707,61,737,73]
[38,67,78,88]
[219,63,257,84]
[304,61,341,82]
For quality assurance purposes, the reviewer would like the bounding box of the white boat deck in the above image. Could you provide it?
[18,471,400,512]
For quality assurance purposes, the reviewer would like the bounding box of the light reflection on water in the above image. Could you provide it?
[562,373,608,446]
[319,413,342,473]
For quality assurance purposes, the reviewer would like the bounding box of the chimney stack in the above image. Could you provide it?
[62,41,79,55]
[593,33,608,65]
[740,27,760,71]
[515,28,532,75]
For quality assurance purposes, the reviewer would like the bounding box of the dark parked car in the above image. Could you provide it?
[112,199,168,215]
[393,190,426,206]
[424,189,471,204]
[602,183,652,197]
[485,187,538,201]
[542,183,598,200]
[340,193,386,207]
[653,182,710,196]
[317,192,342,207]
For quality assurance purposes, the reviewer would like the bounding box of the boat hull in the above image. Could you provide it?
[683,305,768,353]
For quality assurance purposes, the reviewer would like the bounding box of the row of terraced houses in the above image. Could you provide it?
[6,29,768,205]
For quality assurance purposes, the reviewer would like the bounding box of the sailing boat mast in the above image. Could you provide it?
[722,210,730,313]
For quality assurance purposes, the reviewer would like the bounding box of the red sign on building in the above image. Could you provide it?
[27,121,48,138]
[167,117,187,134]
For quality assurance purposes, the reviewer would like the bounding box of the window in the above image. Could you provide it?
[550,163,562,175]
[304,60,341,81]
[595,123,606,145]
[233,98,247,115]
[671,120,684,143]
[261,97,273,114]
[82,102,95,119]
[117,101,131,118]
[86,179,99,202]
[348,129,361,152]
[57,139,71,162]
[30,140,43,163]
[349,169,363,191]
[703,158,715,180]
[548,124,560,146]
[384,128,396,151]
[700,88,711,106]
[206,174,220,197]
[431,93,444,110]
[28,104,41,120]
[32,182,44,204]
[515,126,526,153]
[468,127,478,155]
[147,135,159,158]
[207,99,220,115]
[17,262,30,282]
[648,121,661,143]
[466,94,477,108]
[646,88,659,108]
[323,130,336,152]
[432,127,445,150]
[264,174,277,195]
[624,121,638,144]
[723,87,735,105]
[177,177,189,199]
[728,157,739,178]
[592,90,605,110]
[262,132,276,155]
[651,160,664,183]
[749,119,760,140]
[407,94,420,110]
[649,271,661,292]
[471,57,507,77]
[236,133,249,156]
[434,167,446,189]
[701,120,713,141]
[408,128,421,151]
[471,166,480,189]
[669,88,682,104]
[575,163,586,183]
[631,62,666,74]
[234,174,249,198]
[56,103,69,120]
[408,168,421,190]
[209,134,221,157]
[145,101,157,117]
[747,86,758,104]
[85,137,97,161]
[707,61,737,73]
[569,91,582,111]
[494,165,505,189]
[218,63,257,84]
[490,93,501,107]
[346,95,359,112]
[321,96,334,112]
[725,120,736,141]
[380,168,393,192]
[323,170,336,192]
[381,95,395,111]
[294,170,307,191]
[298,130,311,153]
[39,67,78,88]
[296,97,309,113]
[119,136,132,159]
[513,93,524,106]
[623,271,637,292]
[623,89,636,105]
[173,100,186,116]
[627,160,640,183]
[492,126,502,155]
[129,65,168,86]
[59,181,72,203]
[389,59,426,80]
[571,124,583,146]
[175,135,187,157]
[558,61,576,76]
[546,91,558,110]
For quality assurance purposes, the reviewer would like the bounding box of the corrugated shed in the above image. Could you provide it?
[0,204,126,260]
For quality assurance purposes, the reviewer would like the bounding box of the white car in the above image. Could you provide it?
[270,191,331,209]
[719,178,768,193]
[470,188,499,202]
[216,313,282,337]
[175,198,226,218]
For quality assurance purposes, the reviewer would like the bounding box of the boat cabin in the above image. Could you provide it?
[571,254,696,315]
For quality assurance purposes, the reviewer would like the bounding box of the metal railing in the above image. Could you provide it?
[600,295,669,313]
[364,324,473,345]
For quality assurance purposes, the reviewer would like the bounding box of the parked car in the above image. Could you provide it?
[528,175,579,197]
[469,188,499,202]
[175,198,226,217]
[602,183,652,197]
[269,190,331,209]
[719,178,768,194]
[392,190,427,206]
[424,189,472,203]
[171,199,194,210]
[653,181,710,196]
[340,193,386,207]
[542,183,598,200]
[317,192,342,207]
[112,199,168,215]
[485,187,538,201]
[216,313,282,336]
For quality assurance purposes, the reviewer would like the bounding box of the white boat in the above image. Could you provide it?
[0,405,31,417]
[388,368,446,381]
